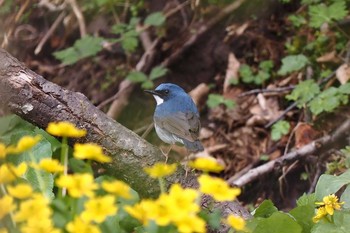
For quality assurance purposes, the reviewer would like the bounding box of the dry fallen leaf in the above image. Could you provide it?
[316,51,337,63]
[336,63,350,84]
[295,123,319,149]
[223,53,240,94]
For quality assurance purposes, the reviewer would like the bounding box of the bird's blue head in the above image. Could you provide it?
[144,83,187,106]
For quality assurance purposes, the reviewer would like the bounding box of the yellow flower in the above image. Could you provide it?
[144,163,177,178]
[315,194,344,215]
[81,195,117,223]
[226,214,246,231]
[0,228,8,233]
[198,174,241,201]
[101,180,132,199]
[38,158,64,173]
[312,206,327,223]
[0,163,27,184]
[174,215,206,233]
[14,194,51,223]
[6,135,41,154]
[66,217,101,233]
[8,183,33,199]
[188,157,224,173]
[124,200,155,224]
[46,122,86,138]
[0,195,15,219]
[20,218,60,233]
[167,184,200,217]
[74,143,111,163]
[0,143,7,159]
[56,173,98,198]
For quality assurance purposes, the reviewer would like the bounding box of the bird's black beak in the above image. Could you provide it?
[144,89,161,96]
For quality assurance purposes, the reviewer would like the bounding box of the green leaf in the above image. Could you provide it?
[259,60,274,72]
[315,169,350,200]
[278,54,309,75]
[53,36,104,65]
[199,209,221,230]
[252,200,278,218]
[286,80,320,107]
[289,205,315,233]
[271,120,290,141]
[126,71,148,83]
[311,211,350,233]
[149,66,167,80]
[144,12,166,26]
[141,80,154,89]
[206,94,235,109]
[69,157,93,174]
[308,87,348,116]
[296,193,316,207]
[121,36,139,53]
[239,64,254,83]
[288,15,307,27]
[309,1,348,28]
[254,212,302,233]
[255,70,270,85]
[340,185,350,209]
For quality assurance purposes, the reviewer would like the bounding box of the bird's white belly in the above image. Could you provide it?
[154,124,183,145]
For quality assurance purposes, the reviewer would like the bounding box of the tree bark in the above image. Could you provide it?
[0,49,251,228]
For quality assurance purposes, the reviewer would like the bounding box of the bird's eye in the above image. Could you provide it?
[164,89,169,94]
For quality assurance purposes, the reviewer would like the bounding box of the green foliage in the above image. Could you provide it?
[278,55,309,76]
[308,86,349,115]
[239,60,274,85]
[144,12,166,26]
[286,80,320,107]
[271,120,290,141]
[53,36,104,65]
[252,200,278,218]
[251,212,303,233]
[315,169,350,200]
[0,115,55,198]
[308,1,348,28]
[206,94,236,109]
[126,66,168,89]
[111,17,140,53]
[288,15,307,27]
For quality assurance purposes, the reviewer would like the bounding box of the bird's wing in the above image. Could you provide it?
[155,111,200,142]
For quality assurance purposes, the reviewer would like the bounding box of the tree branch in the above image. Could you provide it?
[230,119,350,187]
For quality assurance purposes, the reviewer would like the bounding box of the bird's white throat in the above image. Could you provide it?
[153,95,164,105]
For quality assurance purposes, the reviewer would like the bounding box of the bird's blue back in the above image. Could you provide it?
[153,83,198,117]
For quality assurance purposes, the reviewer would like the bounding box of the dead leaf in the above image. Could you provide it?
[295,123,319,149]
[223,53,240,94]
[316,51,337,63]
[336,64,350,84]
[247,94,282,126]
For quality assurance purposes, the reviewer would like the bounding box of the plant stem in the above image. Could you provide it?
[158,177,165,193]
[59,136,69,197]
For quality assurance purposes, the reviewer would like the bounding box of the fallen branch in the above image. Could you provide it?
[0,48,250,225]
[230,119,350,187]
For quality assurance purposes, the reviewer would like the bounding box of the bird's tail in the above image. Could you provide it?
[183,139,204,152]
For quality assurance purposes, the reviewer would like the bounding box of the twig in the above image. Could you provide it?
[35,11,66,55]
[230,119,350,187]
[66,0,86,37]
[239,85,295,97]
[265,102,297,128]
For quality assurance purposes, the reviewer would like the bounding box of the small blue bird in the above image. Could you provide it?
[145,83,204,155]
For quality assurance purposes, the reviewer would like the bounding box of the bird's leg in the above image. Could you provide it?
[160,145,173,163]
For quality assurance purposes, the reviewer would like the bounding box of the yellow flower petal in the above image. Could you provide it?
[144,163,177,178]
[66,217,101,233]
[0,143,7,159]
[198,174,241,201]
[188,157,224,173]
[81,195,117,223]
[102,180,132,199]
[8,183,33,199]
[0,195,15,219]
[46,122,86,138]
[226,214,246,231]
[0,163,27,184]
[6,135,41,154]
[56,173,98,198]
[38,158,64,173]
[74,143,111,163]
